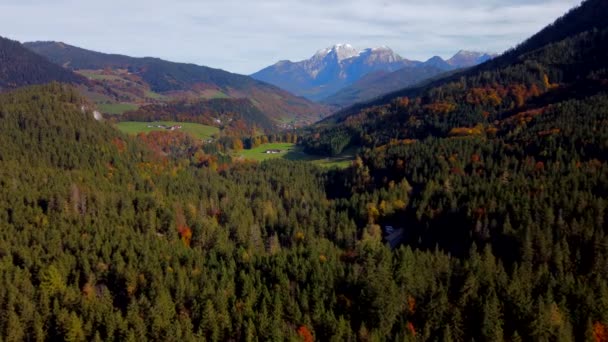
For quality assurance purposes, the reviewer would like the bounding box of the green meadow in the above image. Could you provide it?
[116,121,219,140]
[237,143,355,168]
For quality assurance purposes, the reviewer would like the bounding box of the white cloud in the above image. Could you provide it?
[0,0,582,74]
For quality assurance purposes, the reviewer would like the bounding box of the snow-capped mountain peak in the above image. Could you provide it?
[252,45,494,102]
[314,43,361,61]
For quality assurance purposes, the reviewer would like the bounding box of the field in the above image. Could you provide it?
[78,70,124,81]
[237,143,355,168]
[238,143,297,161]
[200,89,230,99]
[116,121,220,140]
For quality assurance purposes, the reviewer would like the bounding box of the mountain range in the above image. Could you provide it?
[252,44,495,103]
[1,36,494,130]
[20,41,329,127]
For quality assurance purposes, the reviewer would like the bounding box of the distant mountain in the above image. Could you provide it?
[423,56,453,70]
[24,41,328,125]
[251,44,420,101]
[252,44,494,102]
[321,50,496,107]
[0,36,84,91]
[446,50,497,68]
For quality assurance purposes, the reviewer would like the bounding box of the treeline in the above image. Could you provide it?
[300,126,355,156]
[242,133,299,149]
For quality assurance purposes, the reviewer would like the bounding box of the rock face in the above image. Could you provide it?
[252,44,495,102]
[251,44,419,101]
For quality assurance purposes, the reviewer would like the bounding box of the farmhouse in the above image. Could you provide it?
[265,149,282,154]
[146,124,182,131]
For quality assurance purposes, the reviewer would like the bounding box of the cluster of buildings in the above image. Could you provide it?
[147,124,183,131]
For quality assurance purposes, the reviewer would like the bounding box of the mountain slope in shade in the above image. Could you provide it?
[302,0,608,156]
[423,56,453,70]
[0,36,85,91]
[252,45,494,102]
[24,41,329,125]
[322,65,449,107]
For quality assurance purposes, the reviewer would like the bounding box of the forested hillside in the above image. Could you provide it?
[0,84,350,340]
[1,69,608,342]
[0,36,84,90]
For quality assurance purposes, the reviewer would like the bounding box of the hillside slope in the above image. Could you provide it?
[0,36,84,91]
[121,97,276,135]
[304,0,608,154]
[24,41,328,124]
[0,83,393,340]
[321,65,449,107]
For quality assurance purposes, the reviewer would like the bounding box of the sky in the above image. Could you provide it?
[0,0,582,74]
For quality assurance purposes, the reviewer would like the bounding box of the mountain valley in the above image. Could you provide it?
[0,0,608,340]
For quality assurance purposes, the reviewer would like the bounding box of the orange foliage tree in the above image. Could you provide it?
[297,325,314,342]
[175,206,192,247]
[594,322,608,342]
[406,322,417,337]
[466,87,503,107]
[424,102,457,115]
[448,124,484,137]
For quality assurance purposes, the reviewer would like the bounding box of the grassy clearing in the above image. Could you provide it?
[238,143,297,161]
[286,145,357,169]
[237,143,355,168]
[144,90,167,100]
[200,89,230,99]
[311,156,354,169]
[78,70,124,81]
[98,103,139,115]
[116,121,220,140]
